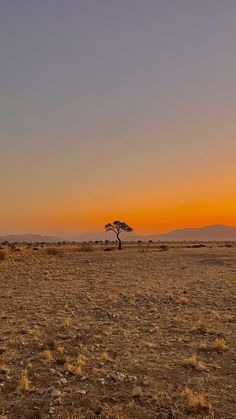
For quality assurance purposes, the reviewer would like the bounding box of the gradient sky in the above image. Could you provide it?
[1,1,236,235]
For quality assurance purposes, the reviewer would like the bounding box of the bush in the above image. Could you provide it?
[45,247,61,256]
[0,250,6,260]
[191,244,206,248]
[159,245,169,251]
[78,243,93,252]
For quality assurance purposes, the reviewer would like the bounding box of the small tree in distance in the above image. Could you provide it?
[105,221,133,250]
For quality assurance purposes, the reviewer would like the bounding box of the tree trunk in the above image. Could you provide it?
[117,234,122,250]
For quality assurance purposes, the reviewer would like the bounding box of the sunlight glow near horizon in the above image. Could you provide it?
[1,1,236,235]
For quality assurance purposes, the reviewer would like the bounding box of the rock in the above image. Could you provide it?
[60,378,67,384]
[143,379,150,386]
[132,386,143,397]
[129,374,137,383]
[51,389,62,398]
[109,371,126,382]
[77,389,86,395]
[99,378,105,385]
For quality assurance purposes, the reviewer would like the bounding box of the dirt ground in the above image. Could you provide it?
[0,243,235,418]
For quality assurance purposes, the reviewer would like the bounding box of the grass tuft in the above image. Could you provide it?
[41,350,53,361]
[182,354,206,371]
[212,338,227,352]
[182,387,209,411]
[18,369,30,391]
[63,317,71,327]
[177,296,188,305]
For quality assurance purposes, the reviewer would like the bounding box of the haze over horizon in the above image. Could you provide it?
[1,1,236,235]
[1,224,236,240]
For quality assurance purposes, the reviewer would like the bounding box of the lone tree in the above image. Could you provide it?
[105,220,133,250]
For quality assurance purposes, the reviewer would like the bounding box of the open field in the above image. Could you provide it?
[0,243,235,418]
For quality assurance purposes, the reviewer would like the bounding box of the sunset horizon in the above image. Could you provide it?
[1,222,236,238]
[1,3,235,416]
[1,1,236,235]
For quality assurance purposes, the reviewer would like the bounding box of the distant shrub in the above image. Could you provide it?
[0,250,6,261]
[104,247,113,251]
[78,242,93,252]
[45,247,61,256]
[191,244,206,248]
[159,245,169,251]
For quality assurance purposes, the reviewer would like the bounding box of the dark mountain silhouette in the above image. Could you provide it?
[0,225,236,243]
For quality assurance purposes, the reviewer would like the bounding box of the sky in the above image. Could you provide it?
[0,0,236,235]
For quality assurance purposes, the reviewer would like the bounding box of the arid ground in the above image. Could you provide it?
[0,243,235,418]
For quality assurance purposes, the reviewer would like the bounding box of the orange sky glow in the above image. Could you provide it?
[1,2,236,235]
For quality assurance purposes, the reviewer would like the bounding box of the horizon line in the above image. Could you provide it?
[0,223,235,238]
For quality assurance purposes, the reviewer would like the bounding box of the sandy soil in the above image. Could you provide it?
[0,243,235,418]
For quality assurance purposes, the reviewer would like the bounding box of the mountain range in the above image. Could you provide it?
[1,225,236,243]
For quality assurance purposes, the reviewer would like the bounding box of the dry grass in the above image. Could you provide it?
[199,340,208,350]
[41,349,53,361]
[191,320,210,334]
[0,249,6,260]
[65,362,83,376]
[43,337,57,350]
[62,316,71,327]
[77,243,93,252]
[57,345,65,354]
[0,243,235,418]
[182,354,207,371]
[222,314,234,323]
[18,369,30,391]
[65,354,87,376]
[212,337,227,351]
[177,296,188,305]
[100,351,113,362]
[45,247,61,256]
[0,360,9,374]
[182,387,209,411]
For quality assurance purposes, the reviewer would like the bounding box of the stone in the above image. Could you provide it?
[77,389,86,395]
[131,386,143,397]
[60,378,67,384]
[51,390,62,398]
[109,371,126,382]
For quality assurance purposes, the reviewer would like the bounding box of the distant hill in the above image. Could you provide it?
[1,225,236,243]
[128,225,236,241]
[0,234,59,243]
[68,232,114,242]
[0,232,113,243]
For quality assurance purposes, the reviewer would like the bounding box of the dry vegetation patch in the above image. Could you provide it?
[0,249,6,260]
[0,243,235,418]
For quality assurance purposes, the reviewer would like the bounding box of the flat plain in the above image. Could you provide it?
[0,243,235,418]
